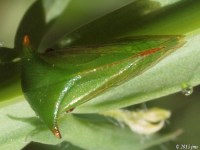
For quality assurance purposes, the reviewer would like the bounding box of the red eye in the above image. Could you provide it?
[23,35,30,46]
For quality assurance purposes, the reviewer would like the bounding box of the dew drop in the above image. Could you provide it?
[181,83,193,96]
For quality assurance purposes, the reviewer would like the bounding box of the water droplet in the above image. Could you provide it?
[181,83,193,96]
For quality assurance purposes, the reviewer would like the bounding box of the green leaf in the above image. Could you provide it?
[0,100,182,150]
[144,85,200,150]
[38,0,138,51]
[23,141,85,150]
[0,101,36,150]
[41,0,71,23]
[21,35,184,137]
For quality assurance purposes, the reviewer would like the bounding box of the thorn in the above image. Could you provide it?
[23,35,30,46]
[52,126,62,139]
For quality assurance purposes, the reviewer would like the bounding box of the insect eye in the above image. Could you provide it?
[23,35,30,46]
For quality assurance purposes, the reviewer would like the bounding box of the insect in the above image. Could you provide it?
[21,35,184,138]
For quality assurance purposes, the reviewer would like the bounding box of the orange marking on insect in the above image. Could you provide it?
[52,127,62,139]
[139,46,166,56]
[23,35,30,46]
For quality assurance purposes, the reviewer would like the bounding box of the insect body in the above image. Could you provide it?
[21,35,184,138]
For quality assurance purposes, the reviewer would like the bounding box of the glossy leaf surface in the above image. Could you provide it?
[21,35,184,137]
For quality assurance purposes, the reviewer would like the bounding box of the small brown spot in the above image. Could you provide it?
[52,127,62,139]
[23,35,30,46]
[66,108,75,113]
[45,48,55,53]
